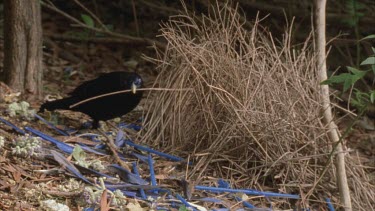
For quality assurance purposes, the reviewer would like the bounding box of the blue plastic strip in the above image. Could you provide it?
[326,198,335,211]
[0,117,25,134]
[34,113,69,136]
[132,162,147,199]
[125,140,184,162]
[25,127,74,154]
[234,196,255,208]
[176,194,191,207]
[194,186,299,199]
[148,154,158,194]
[131,152,149,163]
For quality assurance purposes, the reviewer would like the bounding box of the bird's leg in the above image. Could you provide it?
[92,120,99,129]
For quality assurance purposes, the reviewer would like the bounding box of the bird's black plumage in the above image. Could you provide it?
[39,72,143,128]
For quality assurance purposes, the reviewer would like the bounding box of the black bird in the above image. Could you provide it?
[39,71,143,128]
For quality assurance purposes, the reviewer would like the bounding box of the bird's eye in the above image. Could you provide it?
[134,78,142,86]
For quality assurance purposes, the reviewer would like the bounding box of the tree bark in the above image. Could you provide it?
[3,0,43,100]
[314,0,352,210]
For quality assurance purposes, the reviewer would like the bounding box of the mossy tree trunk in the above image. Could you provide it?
[3,0,43,100]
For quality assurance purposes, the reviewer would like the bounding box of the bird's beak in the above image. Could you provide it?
[131,83,137,94]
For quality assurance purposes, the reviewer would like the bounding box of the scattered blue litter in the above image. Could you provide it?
[326,198,335,211]
[0,116,307,210]
[108,164,148,185]
[118,122,142,131]
[235,196,256,209]
[51,150,94,185]
[148,154,158,194]
[34,113,69,136]
[25,126,74,154]
[130,152,150,163]
[156,207,170,211]
[218,179,231,188]
[115,130,125,147]
[0,117,25,134]
[74,164,114,179]
[125,140,185,162]
[132,162,147,199]
[94,143,107,150]
[176,194,193,209]
[194,186,299,199]
[79,144,108,156]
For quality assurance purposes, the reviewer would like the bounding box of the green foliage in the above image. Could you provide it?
[322,36,375,111]
[178,205,189,211]
[321,67,366,92]
[343,0,366,66]
[343,0,365,27]
[81,14,94,28]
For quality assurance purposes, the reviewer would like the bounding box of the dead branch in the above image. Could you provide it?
[41,1,166,50]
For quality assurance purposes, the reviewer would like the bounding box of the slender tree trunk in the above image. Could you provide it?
[3,0,43,100]
[314,0,352,210]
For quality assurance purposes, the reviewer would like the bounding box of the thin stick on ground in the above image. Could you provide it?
[97,129,131,172]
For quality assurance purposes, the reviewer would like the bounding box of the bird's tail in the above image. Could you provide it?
[39,97,78,112]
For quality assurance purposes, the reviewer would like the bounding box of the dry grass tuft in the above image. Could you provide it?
[141,2,374,210]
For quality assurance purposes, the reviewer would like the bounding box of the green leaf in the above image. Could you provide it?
[343,77,353,92]
[347,66,367,81]
[178,205,189,211]
[321,73,351,85]
[372,47,375,54]
[81,14,94,27]
[370,90,375,104]
[361,34,375,41]
[72,145,86,163]
[360,56,375,66]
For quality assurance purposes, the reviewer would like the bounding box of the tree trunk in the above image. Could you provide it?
[314,0,352,210]
[3,0,43,100]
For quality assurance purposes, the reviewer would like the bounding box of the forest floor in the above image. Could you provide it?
[0,1,374,210]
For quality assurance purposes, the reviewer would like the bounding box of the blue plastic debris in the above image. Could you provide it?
[125,140,185,162]
[326,198,335,211]
[194,186,299,199]
[79,144,108,156]
[115,130,125,147]
[0,117,25,134]
[118,122,142,131]
[34,113,69,136]
[25,127,74,154]
[218,179,231,189]
[148,154,158,194]
[108,164,148,185]
[130,152,149,163]
[234,196,256,209]
[132,162,147,199]
[74,164,114,179]
[176,194,193,208]
[51,150,94,185]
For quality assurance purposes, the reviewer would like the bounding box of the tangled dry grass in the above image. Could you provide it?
[140,2,375,210]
